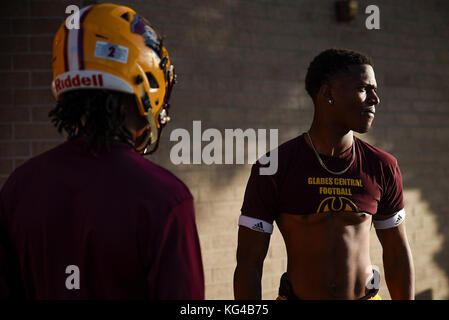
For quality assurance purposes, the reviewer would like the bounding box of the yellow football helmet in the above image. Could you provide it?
[51,3,176,152]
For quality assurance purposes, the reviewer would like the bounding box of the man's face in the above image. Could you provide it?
[328,64,380,133]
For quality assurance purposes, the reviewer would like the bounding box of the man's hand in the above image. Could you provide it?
[376,220,415,299]
[234,226,271,300]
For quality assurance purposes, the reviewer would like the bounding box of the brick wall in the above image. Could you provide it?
[1,0,448,299]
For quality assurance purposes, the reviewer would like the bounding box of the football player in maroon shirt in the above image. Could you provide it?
[0,3,204,299]
[235,48,414,300]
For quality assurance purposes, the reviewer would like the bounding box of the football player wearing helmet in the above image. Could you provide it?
[234,49,414,300]
[0,3,204,299]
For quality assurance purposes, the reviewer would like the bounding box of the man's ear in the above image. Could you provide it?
[318,83,334,104]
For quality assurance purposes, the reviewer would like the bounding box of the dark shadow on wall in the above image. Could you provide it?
[415,289,433,300]
[375,135,449,300]
[360,0,449,299]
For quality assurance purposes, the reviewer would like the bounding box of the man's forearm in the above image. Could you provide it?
[233,264,263,300]
[383,244,415,299]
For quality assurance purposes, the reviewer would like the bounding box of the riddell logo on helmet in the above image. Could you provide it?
[54,74,104,92]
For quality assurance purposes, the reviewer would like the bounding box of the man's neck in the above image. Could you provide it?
[307,123,353,157]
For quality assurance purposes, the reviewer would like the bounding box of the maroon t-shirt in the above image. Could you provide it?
[0,139,204,299]
[241,133,404,226]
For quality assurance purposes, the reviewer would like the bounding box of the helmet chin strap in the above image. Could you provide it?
[134,128,152,154]
[138,109,161,155]
[142,126,163,155]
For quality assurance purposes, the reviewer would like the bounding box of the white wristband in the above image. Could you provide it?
[239,215,274,234]
[373,209,406,229]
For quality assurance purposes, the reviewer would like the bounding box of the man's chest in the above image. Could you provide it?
[278,167,382,215]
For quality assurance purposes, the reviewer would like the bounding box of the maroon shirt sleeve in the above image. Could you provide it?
[146,198,204,299]
[241,161,279,225]
[376,159,405,217]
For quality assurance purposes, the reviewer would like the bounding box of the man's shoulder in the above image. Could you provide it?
[278,134,303,154]
[252,134,302,175]
[137,158,192,200]
[0,142,67,204]
[3,141,66,181]
[355,136,399,167]
[259,134,303,163]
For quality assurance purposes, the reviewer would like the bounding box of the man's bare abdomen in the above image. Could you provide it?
[277,211,373,299]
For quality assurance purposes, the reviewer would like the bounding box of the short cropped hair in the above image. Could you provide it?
[305,48,373,101]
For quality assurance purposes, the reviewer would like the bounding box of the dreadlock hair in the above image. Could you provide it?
[305,48,373,102]
[49,89,135,156]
